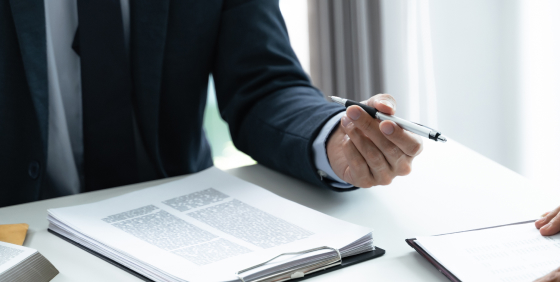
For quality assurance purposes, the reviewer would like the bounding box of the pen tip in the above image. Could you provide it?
[437,135,448,143]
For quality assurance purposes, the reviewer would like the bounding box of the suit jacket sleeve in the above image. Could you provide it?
[212,0,357,191]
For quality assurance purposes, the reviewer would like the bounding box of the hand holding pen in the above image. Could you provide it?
[325,94,426,188]
[330,96,447,142]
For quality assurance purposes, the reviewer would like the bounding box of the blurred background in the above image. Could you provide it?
[204,0,560,190]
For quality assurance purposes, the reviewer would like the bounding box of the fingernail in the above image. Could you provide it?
[341,116,351,127]
[379,100,395,110]
[347,107,361,120]
[542,223,551,230]
[343,134,350,141]
[381,122,394,135]
[536,217,546,224]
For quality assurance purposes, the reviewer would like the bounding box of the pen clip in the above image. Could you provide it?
[412,122,437,132]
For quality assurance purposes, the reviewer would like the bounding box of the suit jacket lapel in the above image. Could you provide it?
[9,0,48,153]
[130,0,170,177]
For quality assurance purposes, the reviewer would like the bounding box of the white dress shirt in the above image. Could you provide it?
[44,0,82,196]
[43,0,350,196]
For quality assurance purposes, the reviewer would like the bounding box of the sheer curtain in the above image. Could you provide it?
[308,0,384,101]
[404,0,438,127]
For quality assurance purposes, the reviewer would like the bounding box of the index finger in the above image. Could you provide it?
[539,211,560,236]
[536,205,560,229]
[379,120,424,157]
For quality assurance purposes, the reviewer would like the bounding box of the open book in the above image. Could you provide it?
[48,167,382,282]
[407,221,560,282]
[0,241,59,281]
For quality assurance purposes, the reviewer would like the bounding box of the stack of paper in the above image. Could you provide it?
[0,241,59,282]
[48,168,375,282]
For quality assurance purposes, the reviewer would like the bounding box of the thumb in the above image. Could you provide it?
[363,93,397,115]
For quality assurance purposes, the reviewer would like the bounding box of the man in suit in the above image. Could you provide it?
[0,0,423,207]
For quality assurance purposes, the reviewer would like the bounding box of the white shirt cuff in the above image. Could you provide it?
[312,112,354,189]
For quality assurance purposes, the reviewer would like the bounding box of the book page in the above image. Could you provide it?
[415,222,560,282]
[48,167,372,282]
[0,241,36,274]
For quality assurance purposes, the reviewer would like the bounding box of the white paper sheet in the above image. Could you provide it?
[48,167,373,282]
[416,222,560,282]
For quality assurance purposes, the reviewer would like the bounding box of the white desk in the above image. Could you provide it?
[1,140,558,281]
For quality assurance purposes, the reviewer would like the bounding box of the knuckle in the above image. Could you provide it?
[376,93,391,100]
[409,142,423,156]
[349,158,363,169]
[398,162,412,176]
[343,167,354,184]
[365,149,382,164]
[345,123,357,134]
[377,94,397,106]
[378,174,393,186]
[386,145,402,159]
[361,177,377,188]
[342,138,351,149]
[342,138,354,151]
[550,215,560,227]
[369,157,385,170]
[347,125,362,138]
[360,117,375,133]
[383,178,393,186]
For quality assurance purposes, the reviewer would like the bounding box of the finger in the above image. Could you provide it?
[341,116,394,185]
[534,266,560,282]
[357,94,422,158]
[379,120,424,157]
[344,108,399,161]
[341,134,376,188]
[362,94,397,115]
[345,107,414,175]
[373,120,415,175]
[535,212,551,229]
[536,205,560,229]
[539,211,560,236]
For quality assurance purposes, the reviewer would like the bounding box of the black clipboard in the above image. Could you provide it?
[49,229,385,281]
[406,220,537,282]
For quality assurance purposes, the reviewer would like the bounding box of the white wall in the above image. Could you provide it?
[519,0,560,189]
[380,0,523,174]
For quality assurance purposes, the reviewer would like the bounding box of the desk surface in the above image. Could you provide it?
[1,140,559,281]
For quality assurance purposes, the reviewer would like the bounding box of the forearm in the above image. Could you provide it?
[212,0,358,189]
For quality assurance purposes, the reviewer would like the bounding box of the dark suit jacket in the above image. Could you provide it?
[0,0,353,207]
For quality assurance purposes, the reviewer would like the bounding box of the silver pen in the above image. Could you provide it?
[330,96,447,143]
